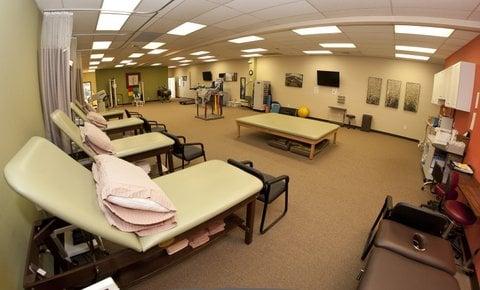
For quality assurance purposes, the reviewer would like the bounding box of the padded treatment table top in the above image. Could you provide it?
[100,109,124,117]
[70,102,142,130]
[4,137,263,252]
[358,247,460,290]
[236,113,339,141]
[51,110,173,158]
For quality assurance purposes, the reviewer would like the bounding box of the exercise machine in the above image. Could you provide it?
[107,78,117,108]
[132,81,145,107]
[195,79,224,121]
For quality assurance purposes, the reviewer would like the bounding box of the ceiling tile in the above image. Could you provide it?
[62,0,101,9]
[323,8,392,18]
[146,18,183,33]
[122,15,150,32]
[307,0,390,11]
[212,14,264,30]
[391,0,479,10]
[392,7,471,19]
[136,0,179,12]
[72,11,98,34]
[250,1,318,20]
[35,0,62,10]
[450,30,479,41]
[162,0,219,21]
[192,6,242,25]
[225,0,302,13]
[266,12,324,25]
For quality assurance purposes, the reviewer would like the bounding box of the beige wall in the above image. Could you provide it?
[171,55,442,140]
[0,1,43,289]
[83,71,97,93]
[170,59,250,101]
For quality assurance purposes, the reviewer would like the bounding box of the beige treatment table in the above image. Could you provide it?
[236,113,340,159]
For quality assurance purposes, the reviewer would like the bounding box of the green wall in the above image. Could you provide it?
[0,1,44,289]
[95,67,168,105]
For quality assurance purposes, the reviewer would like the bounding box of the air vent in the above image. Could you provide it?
[134,32,162,43]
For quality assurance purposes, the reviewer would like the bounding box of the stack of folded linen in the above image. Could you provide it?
[207,220,225,236]
[84,103,96,112]
[92,154,177,236]
[166,239,189,255]
[80,122,115,155]
[87,111,107,129]
[188,230,210,249]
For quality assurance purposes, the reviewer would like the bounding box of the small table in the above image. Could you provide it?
[328,106,347,125]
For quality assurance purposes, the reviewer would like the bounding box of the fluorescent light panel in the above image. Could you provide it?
[126,62,137,66]
[115,64,124,68]
[143,42,165,49]
[102,57,114,62]
[89,66,98,69]
[190,51,210,56]
[151,63,162,66]
[170,57,185,61]
[92,41,112,50]
[395,53,430,61]
[198,55,215,59]
[241,48,267,53]
[395,45,437,54]
[96,13,129,31]
[303,50,332,55]
[129,53,144,58]
[90,54,104,59]
[148,49,167,55]
[179,63,189,66]
[293,26,340,35]
[320,43,356,48]
[167,22,206,36]
[229,36,264,44]
[241,54,262,57]
[87,69,95,72]
[204,59,218,62]
[179,60,192,63]
[120,59,132,64]
[168,66,176,68]
[394,25,454,37]
[89,61,100,65]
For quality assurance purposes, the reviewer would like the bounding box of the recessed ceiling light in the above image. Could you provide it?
[120,59,132,64]
[229,36,264,44]
[395,45,437,54]
[89,66,98,69]
[190,51,210,56]
[241,48,267,53]
[89,61,100,65]
[92,41,112,50]
[170,57,185,61]
[167,22,206,36]
[115,64,124,68]
[126,62,137,66]
[293,26,341,35]
[168,66,177,68]
[179,59,192,63]
[90,54,104,59]
[320,43,356,48]
[151,63,162,66]
[303,50,333,55]
[241,54,262,57]
[101,57,114,62]
[143,42,165,49]
[198,55,215,59]
[204,59,218,62]
[148,49,168,55]
[179,63,189,66]
[96,14,130,31]
[129,53,144,58]
[394,25,454,37]
[101,0,141,12]
[87,69,95,72]
[395,53,430,61]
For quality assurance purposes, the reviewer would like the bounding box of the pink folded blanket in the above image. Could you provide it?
[207,220,225,236]
[166,239,189,255]
[87,112,107,129]
[188,230,210,248]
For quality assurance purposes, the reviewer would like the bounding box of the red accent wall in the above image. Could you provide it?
[445,36,480,182]
[445,36,480,281]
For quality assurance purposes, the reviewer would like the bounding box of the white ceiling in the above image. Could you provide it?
[34,0,480,70]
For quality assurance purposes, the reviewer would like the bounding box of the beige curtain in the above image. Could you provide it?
[39,12,73,151]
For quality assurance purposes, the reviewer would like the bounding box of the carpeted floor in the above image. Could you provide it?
[126,101,430,290]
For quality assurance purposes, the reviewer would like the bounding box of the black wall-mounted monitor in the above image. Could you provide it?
[203,71,213,81]
[317,70,340,87]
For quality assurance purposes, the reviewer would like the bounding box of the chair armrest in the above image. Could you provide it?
[148,121,167,131]
[177,135,186,143]
[130,112,143,117]
[240,160,254,167]
[266,175,289,186]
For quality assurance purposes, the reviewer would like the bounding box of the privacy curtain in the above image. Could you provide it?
[39,12,73,151]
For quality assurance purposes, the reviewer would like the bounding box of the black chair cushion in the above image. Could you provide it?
[173,145,203,161]
[258,173,286,203]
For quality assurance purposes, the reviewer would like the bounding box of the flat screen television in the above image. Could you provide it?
[203,71,212,81]
[317,70,340,87]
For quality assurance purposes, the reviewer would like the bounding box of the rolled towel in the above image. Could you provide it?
[166,239,189,255]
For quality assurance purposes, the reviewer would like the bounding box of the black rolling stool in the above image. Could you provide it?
[345,114,356,128]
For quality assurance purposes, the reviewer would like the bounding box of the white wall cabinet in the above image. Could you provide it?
[431,61,475,112]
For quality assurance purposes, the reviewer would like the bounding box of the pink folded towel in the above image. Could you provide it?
[166,239,189,255]
[188,230,210,248]
[87,111,107,129]
[207,220,225,236]
[80,123,115,155]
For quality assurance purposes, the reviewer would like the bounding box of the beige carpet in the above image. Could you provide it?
[126,101,429,290]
